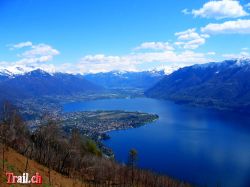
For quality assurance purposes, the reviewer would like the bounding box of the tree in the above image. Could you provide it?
[86,140,102,156]
[0,101,17,171]
[127,148,138,184]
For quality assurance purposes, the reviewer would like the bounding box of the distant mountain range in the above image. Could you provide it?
[0,69,165,101]
[0,69,103,100]
[83,70,165,90]
[1,59,250,113]
[146,59,250,113]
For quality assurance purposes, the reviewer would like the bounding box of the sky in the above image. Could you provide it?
[0,0,250,74]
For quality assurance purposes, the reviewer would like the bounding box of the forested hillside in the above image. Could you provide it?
[146,59,250,113]
[0,102,191,187]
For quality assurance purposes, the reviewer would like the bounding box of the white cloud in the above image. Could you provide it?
[134,42,174,51]
[78,54,138,73]
[16,56,54,65]
[245,3,250,10]
[21,44,59,58]
[182,9,191,15]
[13,43,60,66]
[222,51,250,59]
[201,19,250,34]
[39,39,215,74]
[0,42,60,74]
[57,54,137,74]
[175,28,209,40]
[65,50,213,74]
[222,47,250,59]
[207,51,216,55]
[188,0,249,19]
[10,41,33,49]
[240,51,250,56]
[191,0,248,19]
[9,42,60,64]
[175,28,209,49]
[1,41,215,74]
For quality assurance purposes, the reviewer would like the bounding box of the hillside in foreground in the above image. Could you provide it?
[0,102,191,187]
[0,146,84,187]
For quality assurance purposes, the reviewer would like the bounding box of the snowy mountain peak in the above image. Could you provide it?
[151,65,182,75]
[0,69,12,76]
[193,58,250,70]
[0,66,37,76]
[236,58,250,66]
[0,65,56,77]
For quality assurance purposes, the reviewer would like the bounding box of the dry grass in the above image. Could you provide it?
[0,146,87,187]
[0,146,192,187]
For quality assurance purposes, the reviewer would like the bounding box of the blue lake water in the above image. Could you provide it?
[64,98,250,187]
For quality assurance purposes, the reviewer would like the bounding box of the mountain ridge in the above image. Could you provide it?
[0,69,104,100]
[146,59,250,113]
[83,70,165,90]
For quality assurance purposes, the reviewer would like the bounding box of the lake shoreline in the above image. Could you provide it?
[66,97,250,187]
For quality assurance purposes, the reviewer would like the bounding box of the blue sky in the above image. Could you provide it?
[1,0,250,74]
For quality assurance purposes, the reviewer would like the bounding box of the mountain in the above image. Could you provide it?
[0,69,104,100]
[146,59,250,112]
[0,74,10,82]
[0,68,165,101]
[0,65,56,76]
[0,69,14,82]
[84,70,165,90]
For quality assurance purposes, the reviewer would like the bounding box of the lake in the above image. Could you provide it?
[64,98,250,187]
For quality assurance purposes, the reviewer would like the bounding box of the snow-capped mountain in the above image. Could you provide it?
[152,65,183,75]
[83,70,165,90]
[0,66,33,76]
[0,65,168,92]
[0,65,56,77]
[146,58,250,113]
[0,69,104,100]
[0,69,11,77]
[1,58,250,112]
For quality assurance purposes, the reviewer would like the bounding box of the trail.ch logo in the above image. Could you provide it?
[6,172,42,184]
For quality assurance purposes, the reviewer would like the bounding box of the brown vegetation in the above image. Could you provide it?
[0,101,192,187]
[0,146,85,187]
